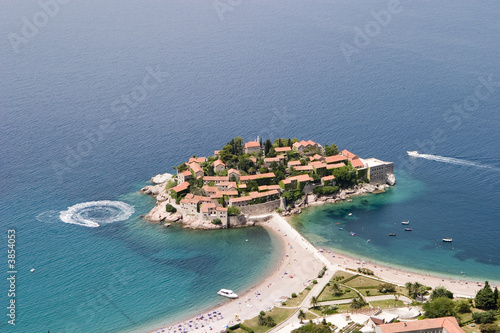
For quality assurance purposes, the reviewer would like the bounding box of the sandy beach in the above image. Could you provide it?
[145,213,496,333]
[145,214,325,333]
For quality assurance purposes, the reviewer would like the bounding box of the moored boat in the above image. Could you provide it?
[404,228,412,231]
[217,289,238,298]
[401,221,410,225]
[389,233,396,236]
[442,238,453,242]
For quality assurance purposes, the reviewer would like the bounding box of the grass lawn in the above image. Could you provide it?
[242,307,295,333]
[285,288,311,307]
[317,285,359,302]
[343,275,382,288]
[331,271,356,282]
[369,300,405,309]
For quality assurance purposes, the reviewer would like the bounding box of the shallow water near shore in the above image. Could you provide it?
[290,171,500,284]
[1,0,499,332]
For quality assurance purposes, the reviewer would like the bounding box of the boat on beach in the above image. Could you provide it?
[442,238,453,242]
[217,289,238,299]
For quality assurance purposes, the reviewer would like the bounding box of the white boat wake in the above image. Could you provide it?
[407,151,500,171]
[59,200,135,227]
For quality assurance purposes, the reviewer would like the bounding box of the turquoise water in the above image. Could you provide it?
[1,0,499,332]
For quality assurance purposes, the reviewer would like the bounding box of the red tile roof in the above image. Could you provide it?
[188,162,203,174]
[203,176,229,182]
[250,189,279,199]
[243,141,260,148]
[202,185,218,193]
[200,202,217,213]
[216,190,238,196]
[321,175,336,181]
[287,174,313,182]
[342,149,358,160]
[230,196,252,203]
[325,155,348,164]
[189,157,206,163]
[181,170,192,177]
[351,158,365,168]
[227,168,241,175]
[327,163,345,169]
[275,146,291,152]
[288,160,302,166]
[377,317,464,333]
[294,165,314,171]
[171,181,189,193]
[310,161,327,169]
[239,172,275,181]
[258,184,281,191]
[264,157,281,163]
[216,207,227,212]
[214,150,220,155]
[213,159,225,167]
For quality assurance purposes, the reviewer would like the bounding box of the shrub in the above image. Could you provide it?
[228,206,241,216]
[166,204,177,213]
[472,311,496,324]
[312,280,318,284]
[378,283,397,293]
[455,300,471,313]
[357,267,374,275]
[292,293,297,298]
[479,324,499,333]
[212,218,222,225]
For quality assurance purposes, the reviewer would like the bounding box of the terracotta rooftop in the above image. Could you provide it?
[327,163,345,169]
[240,172,275,181]
[351,158,365,168]
[181,170,192,177]
[275,146,291,152]
[214,150,220,155]
[264,157,281,162]
[321,175,336,181]
[243,141,260,148]
[213,159,225,167]
[227,168,241,175]
[258,184,281,191]
[188,162,203,174]
[203,176,229,182]
[171,181,189,193]
[201,185,218,193]
[293,165,314,171]
[288,160,302,166]
[310,161,327,169]
[325,155,348,164]
[200,202,217,213]
[189,157,206,163]
[342,149,358,160]
[287,174,313,182]
[376,317,464,333]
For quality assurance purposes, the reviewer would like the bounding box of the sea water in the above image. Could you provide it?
[1,0,499,332]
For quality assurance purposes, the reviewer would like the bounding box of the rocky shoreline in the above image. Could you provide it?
[139,173,391,229]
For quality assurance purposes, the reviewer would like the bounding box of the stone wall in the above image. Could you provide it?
[228,214,247,227]
[239,199,281,215]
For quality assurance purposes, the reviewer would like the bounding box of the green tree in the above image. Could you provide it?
[472,311,496,324]
[165,204,177,213]
[431,287,454,300]
[264,139,272,156]
[350,297,366,309]
[311,296,319,309]
[422,297,456,318]
[332,165,357,188]
[324,144,339,156]
[211,218,221,225]
[227,206,241,216]
[476,281,497,310]
[455,299,471,313]
[176,163,188,172]
[298,309,306,324]
[479,323,499,333]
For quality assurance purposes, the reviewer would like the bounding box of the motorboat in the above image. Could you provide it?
[442,238,453,242]
[217,289,238,299]
[389,233,396,236]
[404,228,412,231]
[407,151,418,156]
[349,231,356,236]
[401,221,410,225]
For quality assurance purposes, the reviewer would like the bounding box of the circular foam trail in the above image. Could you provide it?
[59,201,135,227]
[36,210,61,224]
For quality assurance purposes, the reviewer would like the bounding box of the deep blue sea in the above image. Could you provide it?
[1,0,499,332]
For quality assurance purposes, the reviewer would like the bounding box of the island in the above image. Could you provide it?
[140,137,395,229]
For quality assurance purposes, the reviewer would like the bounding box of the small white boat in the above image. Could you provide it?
[348,213,352,216]
[401,221,410,225]
[407,151,418,156]
[442,238,453,242]
[30,268,35,272]
[217,289,238,299]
